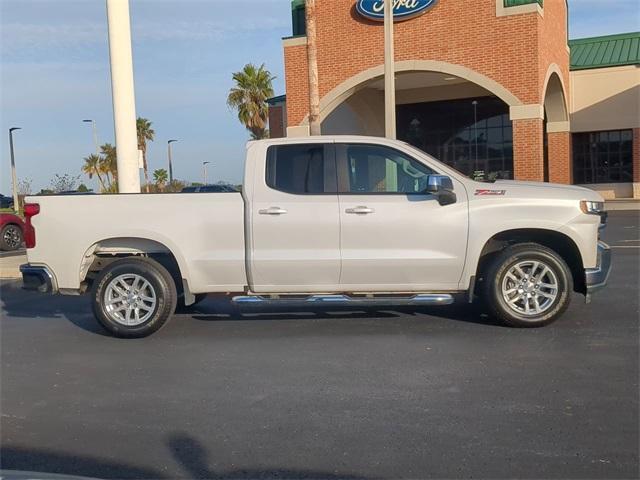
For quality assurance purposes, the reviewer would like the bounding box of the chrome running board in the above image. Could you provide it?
[232,294,454,306]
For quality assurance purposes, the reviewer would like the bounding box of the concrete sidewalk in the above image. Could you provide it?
[0,253,25,279]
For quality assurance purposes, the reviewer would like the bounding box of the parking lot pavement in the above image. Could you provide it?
[1,212,638,479]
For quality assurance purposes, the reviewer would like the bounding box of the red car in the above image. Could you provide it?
[0,213,25,251]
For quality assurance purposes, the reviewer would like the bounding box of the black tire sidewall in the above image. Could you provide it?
[487,245,572,327]
[92,258,176,338]
[1,224,23,251]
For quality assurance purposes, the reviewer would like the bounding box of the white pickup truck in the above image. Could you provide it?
[21,136,611,337]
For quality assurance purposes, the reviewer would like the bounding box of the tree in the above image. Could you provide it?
[227,63,275,140]
[17,178,32,197]
[137,117,155,193]
[153,168,168,192]
[99,143,118,189]
[49,173,80,193]
[15,178,33,211]
[82,154,106,192]
[77,183,90,192]
[165,179,186,193]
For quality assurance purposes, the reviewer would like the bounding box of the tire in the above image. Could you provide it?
[176,293,208,312]
[482,243,573,328]
[92,257,177,338]
[1,224,23,251]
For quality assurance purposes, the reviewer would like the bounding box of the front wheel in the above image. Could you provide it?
[92,257,177,338]
[482,243,573,328]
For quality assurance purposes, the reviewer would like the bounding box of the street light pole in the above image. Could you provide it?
[8,127,21,214]
[167,139,178,184]
[83,119,100,156]
[202,161,211,185]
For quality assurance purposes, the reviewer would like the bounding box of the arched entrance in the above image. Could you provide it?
[317,61,524,180]
[542,65,571,183]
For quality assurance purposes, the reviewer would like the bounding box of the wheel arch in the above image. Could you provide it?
[475,228,586,295]
[79,237,189,296]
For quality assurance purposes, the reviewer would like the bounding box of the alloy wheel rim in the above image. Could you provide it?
[3,226,21,248]
[501,260,559,317]
[104,274,157,326]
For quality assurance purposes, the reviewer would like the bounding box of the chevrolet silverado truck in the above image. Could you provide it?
[20,136,611,337]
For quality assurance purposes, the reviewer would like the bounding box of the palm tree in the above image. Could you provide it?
[227,63,275,140]
[82,154,106,192]
[153,168,168,192]
[99,143,118,188]
[137,117,155,192]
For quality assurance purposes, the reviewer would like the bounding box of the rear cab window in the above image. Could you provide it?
[266,144,337,194]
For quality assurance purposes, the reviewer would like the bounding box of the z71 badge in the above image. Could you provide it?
[475,189,506,196]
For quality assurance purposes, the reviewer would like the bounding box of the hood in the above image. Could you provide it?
[485,180,604,202]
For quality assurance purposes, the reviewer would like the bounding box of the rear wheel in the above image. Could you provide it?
[482,243,572,327]
[1,224,23,251]
[92,257,177,338]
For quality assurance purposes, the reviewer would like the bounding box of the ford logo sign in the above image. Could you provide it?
[356,0,438,22]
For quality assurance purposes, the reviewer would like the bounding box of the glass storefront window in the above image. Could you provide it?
[397,97,513,180]
[573,130,633,184]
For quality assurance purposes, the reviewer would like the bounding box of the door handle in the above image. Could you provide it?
[259,207,288,215]
[345,206,375,214]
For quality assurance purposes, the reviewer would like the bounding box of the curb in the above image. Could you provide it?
[605,200,640,211]
[0,268,21,279]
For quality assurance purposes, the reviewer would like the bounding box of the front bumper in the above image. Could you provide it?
[584,241,612,301]
[20,264,58,294]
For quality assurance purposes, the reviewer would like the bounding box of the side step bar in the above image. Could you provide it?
[232,294,454,307]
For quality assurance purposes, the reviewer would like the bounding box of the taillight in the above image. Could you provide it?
[23,203,40,248]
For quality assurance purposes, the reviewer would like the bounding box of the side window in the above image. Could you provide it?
[338,144,435,194]
[266,144,336,194]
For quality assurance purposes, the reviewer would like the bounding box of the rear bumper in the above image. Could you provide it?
[20,264,58,294]
[585,241,611,300]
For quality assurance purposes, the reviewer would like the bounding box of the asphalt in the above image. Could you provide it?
[1,212,638,479]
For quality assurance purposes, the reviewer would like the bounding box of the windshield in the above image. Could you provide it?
[399,141,500,183]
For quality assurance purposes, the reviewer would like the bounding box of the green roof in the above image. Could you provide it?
[504,0,543,7]
[570,32,640,70]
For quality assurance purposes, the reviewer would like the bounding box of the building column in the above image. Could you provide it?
[510,105,544,181]
[547,121,572,184]
[512,118,544,181]
[633,128,640,199]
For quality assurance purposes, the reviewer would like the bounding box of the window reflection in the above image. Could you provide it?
[397,97,513,180]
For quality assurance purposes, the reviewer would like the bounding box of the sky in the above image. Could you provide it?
[1,0,639,193]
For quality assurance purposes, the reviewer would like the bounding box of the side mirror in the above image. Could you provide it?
[425,175,456,206]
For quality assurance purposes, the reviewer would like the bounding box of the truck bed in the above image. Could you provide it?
[25,193,247,293]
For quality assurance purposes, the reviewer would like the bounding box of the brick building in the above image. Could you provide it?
[268,0,640,198]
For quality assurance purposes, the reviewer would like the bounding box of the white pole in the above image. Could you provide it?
[9,128,21,213]
[106,0,140,193]
[384,0,396,139]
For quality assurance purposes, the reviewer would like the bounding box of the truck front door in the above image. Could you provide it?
[336,143,469,292]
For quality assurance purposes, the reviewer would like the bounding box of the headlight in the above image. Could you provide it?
[580,200,605,215]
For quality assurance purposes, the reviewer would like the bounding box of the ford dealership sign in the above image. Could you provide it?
[356,0,438,22]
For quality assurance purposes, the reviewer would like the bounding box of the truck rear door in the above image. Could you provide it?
[248,142,341,293]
